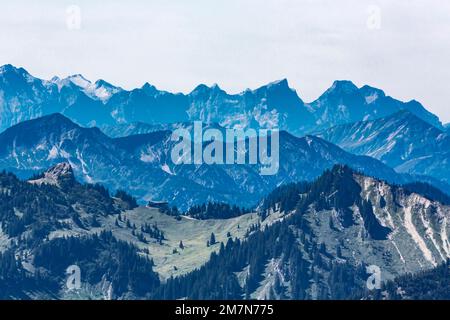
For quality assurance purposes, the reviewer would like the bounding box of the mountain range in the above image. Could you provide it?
[1,63,449,300]
[0,164,448,299]
[0,64,443,136]
[0,113,447,210]
[158,165,450,299]
[318,110,450,185]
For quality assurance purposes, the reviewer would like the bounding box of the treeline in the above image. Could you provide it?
[2,165,449,300]
[295,165,391,239]
[33,231,160,298]
[260,182,310,218]
[186,202,251,220]
[151,213,368,300]
[361,260,450,300]
[1,231,160,299]
[0,250,29,299]
[0,170,124,242]
[114,189,138,209]
[140,223,165,243]
[401,182,450,205]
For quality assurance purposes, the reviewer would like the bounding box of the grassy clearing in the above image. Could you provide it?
[115,207,261,280]
[48,206,262,280]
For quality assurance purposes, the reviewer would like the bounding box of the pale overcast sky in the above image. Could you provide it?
[0,0,449,122]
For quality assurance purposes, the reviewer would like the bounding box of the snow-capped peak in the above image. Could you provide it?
[51,74,121,102]
[252,79,291,94]
[67,74,92,89]
[92,79,122,101]
[360,85,386,104]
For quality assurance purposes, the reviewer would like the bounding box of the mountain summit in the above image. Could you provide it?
[29,162,75,187]
[307,80,442,130]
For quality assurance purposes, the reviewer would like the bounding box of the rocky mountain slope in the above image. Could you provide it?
[153,166,450,299]
[1,164,448,300]
[318,111,450,185]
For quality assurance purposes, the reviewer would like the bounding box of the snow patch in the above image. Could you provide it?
[161,164,174,175]
[365,92,379,104]
[47,145,59,160]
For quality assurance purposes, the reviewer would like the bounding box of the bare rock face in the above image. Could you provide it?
[354,174,450,270]
[299,170,450,281]
[28,162,74,187]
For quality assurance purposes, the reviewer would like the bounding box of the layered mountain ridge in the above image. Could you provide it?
[1,63,449,300]
[0,113,447,210]
[0,164,448,299]
[157,165,450,299]
[318,111,450,185]
[0,64,443,136]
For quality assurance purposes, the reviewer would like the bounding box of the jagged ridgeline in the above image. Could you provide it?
[1,64,450,212]
[152,165,450,299]
[2,113,449,212]
[2,163,448,300]
[0,65,442,136]
[317,111,450,186]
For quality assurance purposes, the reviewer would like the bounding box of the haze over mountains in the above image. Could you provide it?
[3,113,443,209]
[318,111,450,185]
[0,64,443,136]
[1,64,449,206]
[0,64,449,300]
